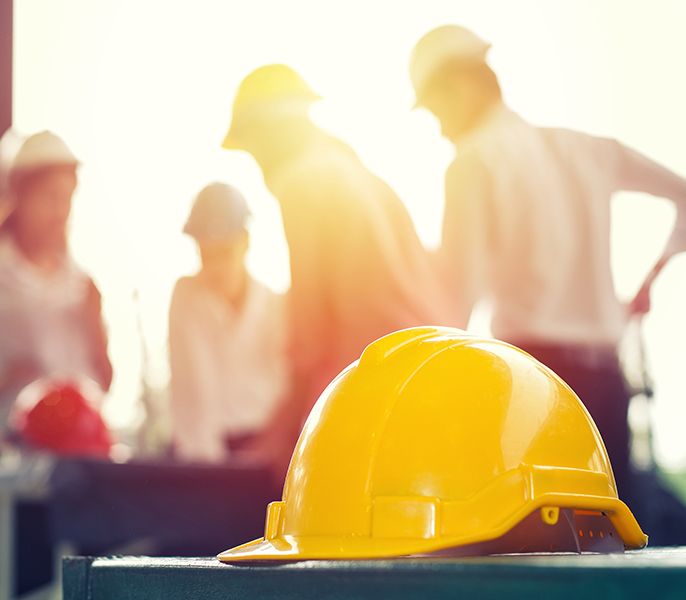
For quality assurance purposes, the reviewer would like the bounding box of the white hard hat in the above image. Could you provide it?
[183,182,251,241]
[410,25,491,103]
[10,131,80,174]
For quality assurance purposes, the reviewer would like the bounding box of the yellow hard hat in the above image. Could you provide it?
[218,327,647,561]
[223,64,321,150]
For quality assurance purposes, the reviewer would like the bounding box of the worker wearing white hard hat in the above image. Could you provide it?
[0,131,112,433]
[0,129,22,224]
[410,25,686,497]
[169,182,288,463]
[9,130,81,174]
[410,25,491,106]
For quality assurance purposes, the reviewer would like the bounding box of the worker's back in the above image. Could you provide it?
[460,108,626,346]
[269,132,453,399]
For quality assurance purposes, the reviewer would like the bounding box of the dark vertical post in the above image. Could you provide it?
[0,0,12,136]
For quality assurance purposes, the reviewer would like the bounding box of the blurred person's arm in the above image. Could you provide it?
[440,153,492,327]
[242,180,332,478]
[613,142,686,209]
[613,141,686,253]
[83,278,113,391]
[0,359,41,397]
[168,281,227,463]
[0,195,11,228]
[279,179,332,400]
[246,291,293,461]
[266,291,290,409]
[609,141,686,314]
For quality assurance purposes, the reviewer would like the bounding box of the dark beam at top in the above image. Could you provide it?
[0,0,12,136]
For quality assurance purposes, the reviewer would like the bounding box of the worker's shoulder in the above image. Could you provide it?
[446,144,490,182]
[171,275,203,305]
[541,126,624,174]
[276,142,367,196]
[243,279,286,332]
[540,125,618,150]
[249,277,280,302]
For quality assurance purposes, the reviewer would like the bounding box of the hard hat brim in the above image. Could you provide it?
[217,533,449,562]
[222,90,323,152]
[217,494,646,562]
[222,128,243,151]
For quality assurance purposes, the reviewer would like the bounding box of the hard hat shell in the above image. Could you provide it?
[219,327,647,561]
[13,378,112,458]
[223,64,321,150]
[183,182,251,241]
[410,25,491,104]
[10,131,80,175]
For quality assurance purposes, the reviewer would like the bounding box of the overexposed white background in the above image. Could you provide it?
[12,0,686,466]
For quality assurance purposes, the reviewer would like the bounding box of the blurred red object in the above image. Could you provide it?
[13,379,112,458]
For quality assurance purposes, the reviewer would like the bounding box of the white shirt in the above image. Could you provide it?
[442,106,686,346]
[168,274,288,462]
[0,234,99,430]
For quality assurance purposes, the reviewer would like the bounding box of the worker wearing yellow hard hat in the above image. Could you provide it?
[221,65,454,478]
[218,327,647,561]
[408,25,686,500]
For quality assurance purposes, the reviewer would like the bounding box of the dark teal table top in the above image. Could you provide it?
[63,549,686,600]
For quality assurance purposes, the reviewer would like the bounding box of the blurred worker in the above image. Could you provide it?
[169,182,288,463]
[222,64,452,469]
[410,25,686,496]
[0,130,18,226]
[0,131,112,433]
